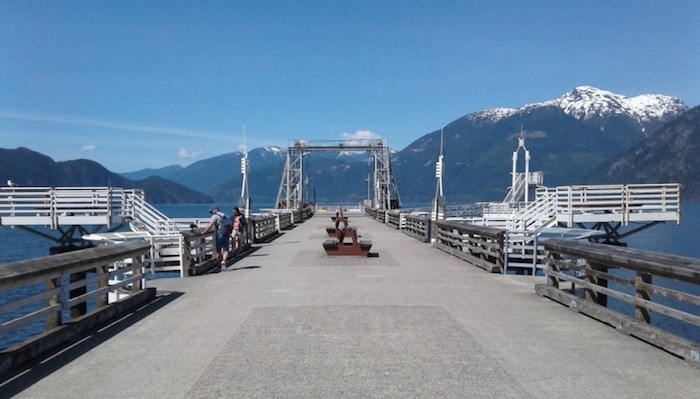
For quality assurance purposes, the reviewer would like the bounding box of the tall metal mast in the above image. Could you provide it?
[240,122,250,217]
[432,126,445,222]
[511,127,530,204]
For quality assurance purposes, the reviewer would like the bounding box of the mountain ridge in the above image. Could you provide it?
[468,86,687,135]
[0,147,212,204]
[2,86,696,203]
[592,105,700,198]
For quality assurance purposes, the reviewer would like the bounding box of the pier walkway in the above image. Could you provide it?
[3,213,698,398]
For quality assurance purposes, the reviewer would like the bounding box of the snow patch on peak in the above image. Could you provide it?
[468,107,517,123]
[266,146,284,154]
[255,146,285,157]
[458,86,686,130]
[546,86,686,123]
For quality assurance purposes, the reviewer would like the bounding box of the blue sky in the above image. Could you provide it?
[1,0,698,173]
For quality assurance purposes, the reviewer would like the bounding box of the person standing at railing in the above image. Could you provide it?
[232,207,247,252]
[200,207,232,266]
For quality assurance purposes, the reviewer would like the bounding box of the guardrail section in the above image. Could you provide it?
[0,242,155,375]
[403,214,431,242]
[0,187,128,229]
[536,238,700,366]
[434,221,506,273]
[556,184,681,227]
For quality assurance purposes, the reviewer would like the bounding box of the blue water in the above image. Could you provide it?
[1,202,699,349]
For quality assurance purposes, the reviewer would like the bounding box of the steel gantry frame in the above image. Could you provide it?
[275,139,401,210]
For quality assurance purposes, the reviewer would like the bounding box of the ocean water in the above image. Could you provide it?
[1,202,699,349]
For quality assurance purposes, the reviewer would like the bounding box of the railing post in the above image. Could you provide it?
[179,234,187,278]
[133,253,145,291]
[636,271,652,324]
[498,231,506,274]
[585,262,608,307]
[567,186,573,227]
[69,271,88,319]
[50,187,57,229]
[96,263,108,308]
[46,277,61,329]
[546,252,560,289]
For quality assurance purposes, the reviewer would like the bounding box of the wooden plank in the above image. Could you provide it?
[0,242,151,289]
[535,284,700,366]
[542,238,700,282]
[436,220,505,239]
[435,242,501,273]
[552,260,700,307]
[545,269,700,328]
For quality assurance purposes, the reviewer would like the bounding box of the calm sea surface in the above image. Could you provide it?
[1,202,699,348]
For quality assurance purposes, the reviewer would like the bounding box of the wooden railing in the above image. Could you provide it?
[250,215,279,243]
[376,208,387,223]
[277,212,293,230]
[403,214,431,242]
[536,238,700,366]
[385,211,403,230]
[365,207,377,219]
[0,242,155,375]
[180,230,219,275]
[434,221,506,273]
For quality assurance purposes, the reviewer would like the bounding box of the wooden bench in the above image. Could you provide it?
[330,210,349,226]
[327,210,350,237]
[323,227,372,257]
[326,227,342,237]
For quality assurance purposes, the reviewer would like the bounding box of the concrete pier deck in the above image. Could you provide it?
[3,213,698,398]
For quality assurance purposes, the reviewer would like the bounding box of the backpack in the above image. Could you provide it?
[238,215,247,232]
[219,215,233,235]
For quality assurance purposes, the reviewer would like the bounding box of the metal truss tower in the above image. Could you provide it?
[275,139,401,210]
[275,140,305,209]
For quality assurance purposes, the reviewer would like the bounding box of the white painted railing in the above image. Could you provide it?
[506,188,558,231]
[123,190,178,234]
[556,184,681,227]
[0,186,127,229]
[0,186,180,235]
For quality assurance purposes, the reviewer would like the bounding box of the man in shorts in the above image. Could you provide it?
[201,207,231,265]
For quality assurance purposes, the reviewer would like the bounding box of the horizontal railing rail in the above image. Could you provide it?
[537,238,700,366]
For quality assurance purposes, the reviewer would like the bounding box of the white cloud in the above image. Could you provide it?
[177,148,203,159]
[0,110,234,141]
[81,144,95,151]
[339,130,382,145]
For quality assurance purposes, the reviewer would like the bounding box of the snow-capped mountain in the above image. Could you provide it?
[114,86,692,203]
[545,86,687,124]
[469,86,687,134]
[395,86,691,203]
